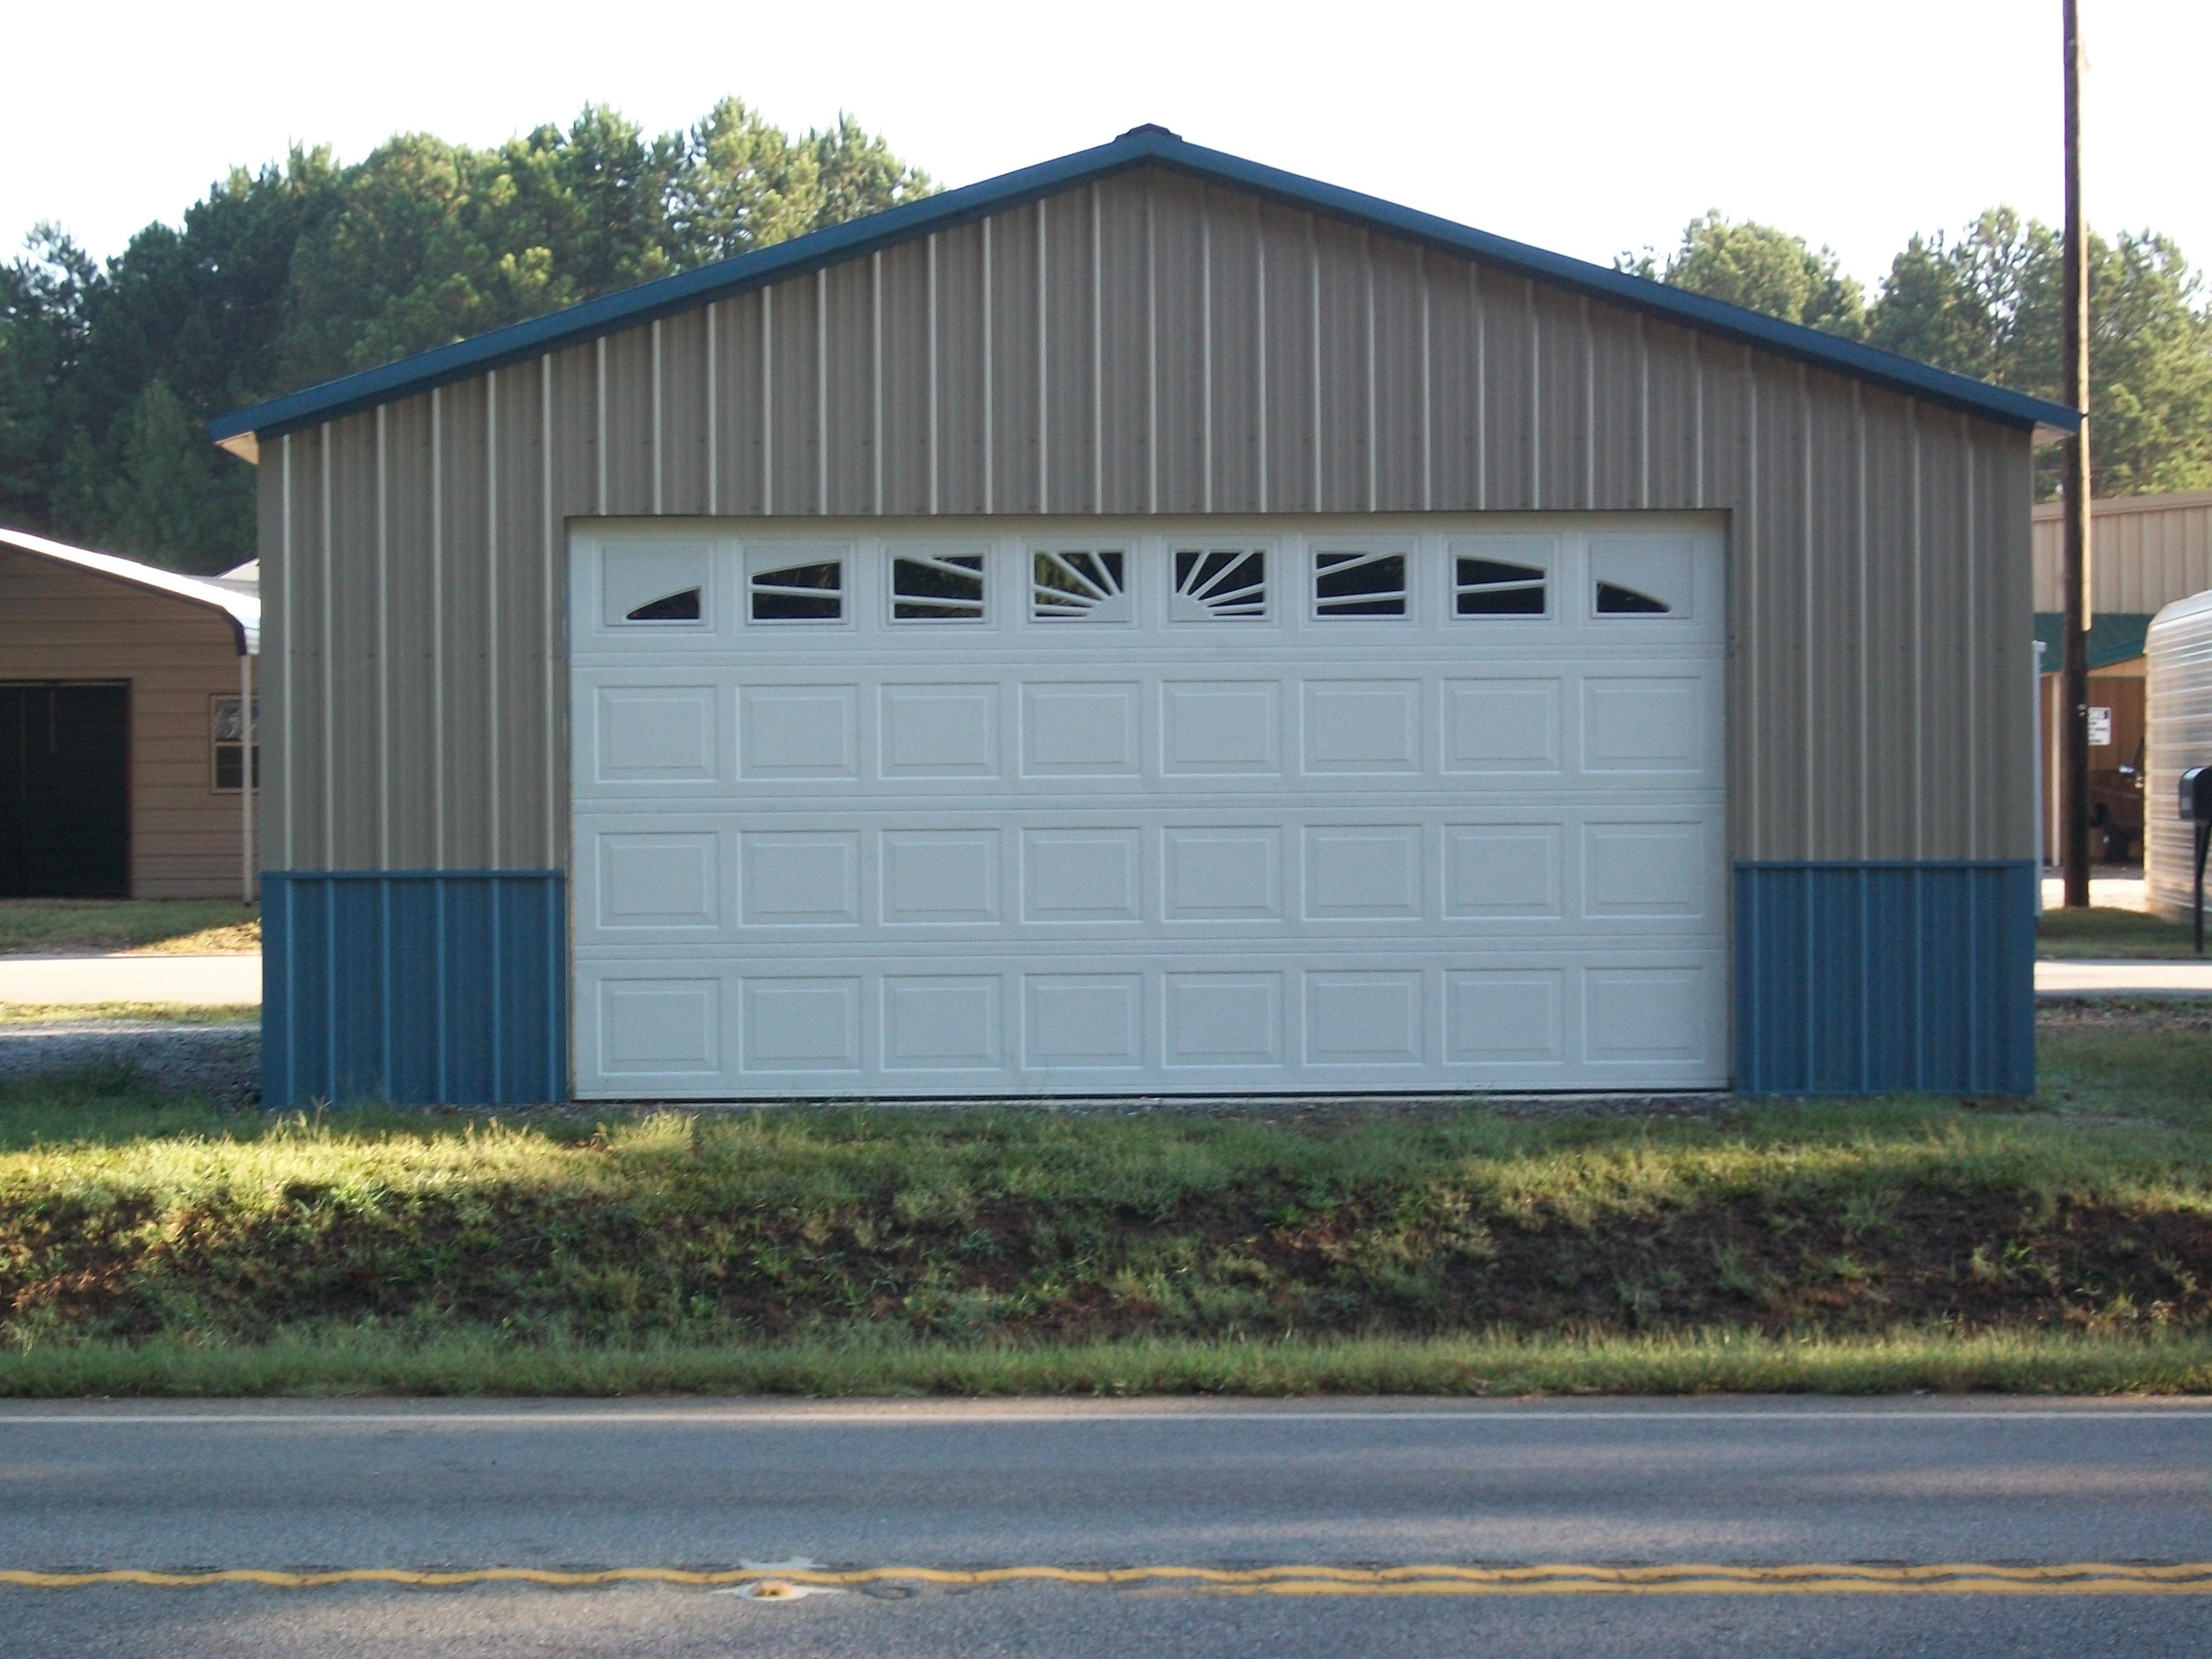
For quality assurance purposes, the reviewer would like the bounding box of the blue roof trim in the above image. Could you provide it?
[211,127,2081,444]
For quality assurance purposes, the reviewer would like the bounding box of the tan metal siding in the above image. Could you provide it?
[0,550,249,897]
[2031,489,2212,617]
[261,162,2038,872]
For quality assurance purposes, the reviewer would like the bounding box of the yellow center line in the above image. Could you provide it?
[2,1563,2210,1595]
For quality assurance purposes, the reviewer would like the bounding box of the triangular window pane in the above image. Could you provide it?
[625,587,702,622]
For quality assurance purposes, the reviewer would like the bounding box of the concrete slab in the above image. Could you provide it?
[2036,957,2212,996]
[2040,873,2148,912]
[0,954,261,1005]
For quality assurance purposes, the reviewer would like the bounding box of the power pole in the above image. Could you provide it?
[2060,0,2094,907]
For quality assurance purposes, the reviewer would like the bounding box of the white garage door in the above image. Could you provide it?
[570,516,1728,1098]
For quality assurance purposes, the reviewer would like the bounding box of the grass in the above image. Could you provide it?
[0,1003,257,1026]
[0,1014,2206,1395]
[0,900,260,956]
[2037,904,2204,960]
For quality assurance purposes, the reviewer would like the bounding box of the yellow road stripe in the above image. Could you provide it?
[1,1563,2209,1594]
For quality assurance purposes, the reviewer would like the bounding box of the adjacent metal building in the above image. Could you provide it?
[209,126,2076,1105]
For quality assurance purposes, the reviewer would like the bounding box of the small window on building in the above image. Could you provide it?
[1032,548,1130,622]
[892,551,987,621]
[213,695,260,793]
[1313,549,1407,617]
[624,587,703,622]
[1595,580,1670,615]
[749,558,843,621]
[1171,548,1268,621]
[1455,557,1547,616]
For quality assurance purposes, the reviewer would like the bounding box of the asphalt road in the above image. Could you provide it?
[1,1397,2207,1657]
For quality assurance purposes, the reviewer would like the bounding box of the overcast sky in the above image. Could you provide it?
[13,1,2205,290]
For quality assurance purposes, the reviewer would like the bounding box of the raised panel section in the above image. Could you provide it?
[1022,828,1142,922]
[741,831,860,925]
[1445,824,1563,918]
[883,976,1002,1070]
[1303,970,1422,1066]
[1163,827,1281,921]
[880,683,999,778]
[1443,680,1561,773]
[595,686,717,782]
[1303,825,1422,919]
[1160,682,1280,775]
[1303,680,1421,773]
[1585,967,1709,1064]
[1583,821,1710,918]
[598,978,719,1075]
[1445,970,1565,1064]
[741,978,862,1072]
[595,833,718,929]
[1582,676,1705,774]
[882,830,1000,924]
[1021,682,1141,776]
[740,685,859,779]
[1023,974,1144,1069]
[1164,973,1284,1067]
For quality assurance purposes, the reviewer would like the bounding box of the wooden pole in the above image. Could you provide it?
[2060,0,2094,907]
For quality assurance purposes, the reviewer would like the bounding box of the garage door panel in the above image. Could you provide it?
[573,520,1727,1097]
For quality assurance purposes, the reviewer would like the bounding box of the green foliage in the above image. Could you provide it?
[1623,210,1867,337]
[0,100,929,569]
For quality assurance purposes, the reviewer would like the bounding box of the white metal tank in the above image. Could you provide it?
[2145,587,2212,920]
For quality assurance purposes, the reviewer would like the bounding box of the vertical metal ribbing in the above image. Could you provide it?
[1962,412,1977,855]
[1581,296,1596,508]
[1418,248,1432,513]
[1145,191,1158,514]
[431,388,446,868]
[873,253,886,515]
[1363,233,1377,511]
[705,303,719,516]
[1090,187,1103,512]
[1471,263,1486,511]
[1739,353,1758,858]
[816,267,828,515]
[981,217,994,514]
[761,287,775,516]
[1307,217,1321,511]
[593,338,607,516]
[1635,313,1650,510]
[375,404,390,868]
[487,368,502,868]
[1690,333,1704,507]
[1255,214,1268,514]
[1036,205,1048,514]
[650,321,663,515]
[926,234,939,515]
[1910,400,1925,860]
[1855,382,1870,860]
[1800,366,1815,858]
[540,359,557,869]
[1200,203,1213,513]
[1526,280,1541,509]
[279,435,293,869]
[319,427,333,869]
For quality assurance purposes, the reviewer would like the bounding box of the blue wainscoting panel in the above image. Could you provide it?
[263,871,567,1107]
[1734,861,2036,1097]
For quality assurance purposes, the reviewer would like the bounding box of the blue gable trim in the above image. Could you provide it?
[263,870,567,1107]
[211,126,2080,445]
[1734,860,2036,1098]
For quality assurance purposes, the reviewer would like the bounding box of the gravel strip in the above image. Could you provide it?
[0,1022,260,1103]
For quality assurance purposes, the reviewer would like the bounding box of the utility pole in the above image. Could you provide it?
[2060,0,2094,907]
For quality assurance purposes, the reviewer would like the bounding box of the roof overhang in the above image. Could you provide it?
[0,526,260,654]
[209,124,2084,451]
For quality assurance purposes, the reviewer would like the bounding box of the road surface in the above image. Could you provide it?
[1,1396,2207,1655]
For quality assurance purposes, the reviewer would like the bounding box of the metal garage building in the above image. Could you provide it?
[208,126,2076,1107]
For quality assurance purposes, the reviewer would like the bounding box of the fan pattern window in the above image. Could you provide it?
[1171,548,1267,621]
[1596,580,1670,615]
[212,695,260,793]
[892,551,986,621]
[1313,549,1407,617]
[624,587,702,622]
[1032,548,1130,622]
[1455,557,1546,617]
[750,558,843,621]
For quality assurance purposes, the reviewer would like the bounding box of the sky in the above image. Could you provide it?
[10,1,2208,290]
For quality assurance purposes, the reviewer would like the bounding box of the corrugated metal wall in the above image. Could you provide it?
[259,163,2037,876]
[2032,490,2212,616]
[2145,593,2212,921]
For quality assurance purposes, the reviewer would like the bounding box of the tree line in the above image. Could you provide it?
[5,103,2205,573]
[0,100,930,572]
